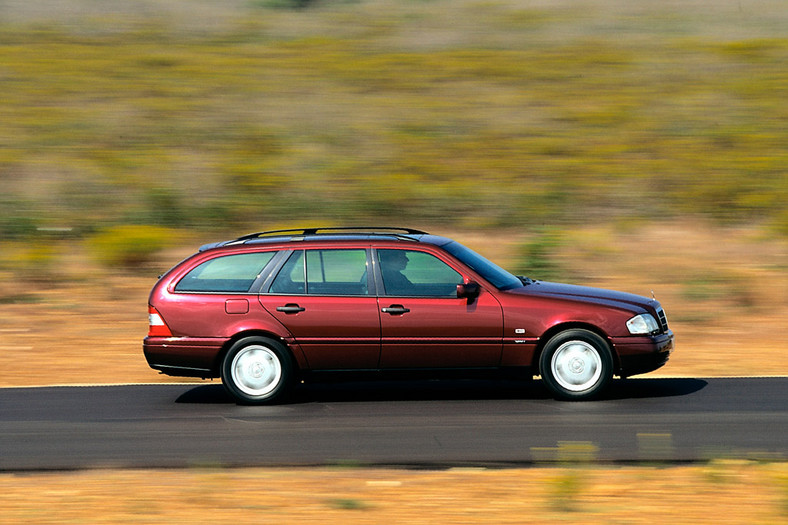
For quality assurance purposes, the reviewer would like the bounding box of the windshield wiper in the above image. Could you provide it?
[517,275,534,285]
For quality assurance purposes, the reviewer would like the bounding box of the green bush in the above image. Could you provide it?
[516,228,567,282]
[0,242,59,282]
[249,0,316,9]
[88,225,173,268]
[0,215,38,240]
[0,3,785,236]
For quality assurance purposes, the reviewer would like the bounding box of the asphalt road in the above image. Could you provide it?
[1,377,786,470]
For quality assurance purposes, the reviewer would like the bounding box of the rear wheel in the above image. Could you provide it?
[539,329,613,400]
[221,337,294,405]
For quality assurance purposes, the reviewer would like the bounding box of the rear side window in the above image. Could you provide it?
[175,252,275,292]
[269,249,370,295]
[307,249,369,295]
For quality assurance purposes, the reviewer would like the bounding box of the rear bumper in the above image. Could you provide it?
[143,337,226,378]
[611,331,674,377]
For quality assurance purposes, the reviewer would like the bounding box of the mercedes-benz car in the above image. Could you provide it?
[144,227,674,403]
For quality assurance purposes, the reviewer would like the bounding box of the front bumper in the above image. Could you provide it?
[611,331,674,377]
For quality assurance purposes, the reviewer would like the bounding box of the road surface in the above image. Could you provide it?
[1,377,785,470]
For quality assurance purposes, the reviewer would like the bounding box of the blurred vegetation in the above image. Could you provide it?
[0,241,58,282]
[515,228,566,281]
[547,469,584,512]
[88,225,174,268]
[0,0,786,273]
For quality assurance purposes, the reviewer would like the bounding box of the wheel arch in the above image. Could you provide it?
[532,322,620,372]
[213,330,305,377]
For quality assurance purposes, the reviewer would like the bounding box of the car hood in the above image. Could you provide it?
[508,280,655,311]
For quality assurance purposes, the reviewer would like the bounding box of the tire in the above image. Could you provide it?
[221,337,294,405]
[539,329,613,400]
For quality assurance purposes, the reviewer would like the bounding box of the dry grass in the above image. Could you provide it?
[0,463,786,524]
[1,221,784,387]
[0,222,785,523]
[2,0,786,233]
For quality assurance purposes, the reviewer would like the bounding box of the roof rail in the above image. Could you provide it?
[226,227,429,244]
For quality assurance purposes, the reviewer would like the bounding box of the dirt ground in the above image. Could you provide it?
[1,222,785,387]
[0,223,785,523]
[1,463,786,524]
[1,279,785,386]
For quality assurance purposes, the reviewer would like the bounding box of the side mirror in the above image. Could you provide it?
[457,281,480,300]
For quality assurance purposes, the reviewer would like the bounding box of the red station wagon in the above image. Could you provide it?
[144,227,674,403]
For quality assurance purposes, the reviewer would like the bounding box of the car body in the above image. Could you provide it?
[144,227,674,403]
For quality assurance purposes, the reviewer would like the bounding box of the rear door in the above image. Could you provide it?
[375,248,504,368]
[258,248,381,369]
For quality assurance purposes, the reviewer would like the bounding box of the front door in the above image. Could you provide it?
[376,249,503,368]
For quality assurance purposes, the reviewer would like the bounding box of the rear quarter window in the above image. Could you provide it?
[174,252,276,292]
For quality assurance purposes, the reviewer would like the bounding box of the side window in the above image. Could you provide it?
[269,249,369,296]
[175,252,275,292]
[377,249,462,297]
[306,249,369,295]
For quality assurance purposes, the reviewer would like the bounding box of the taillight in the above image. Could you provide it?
[148,306,173,337]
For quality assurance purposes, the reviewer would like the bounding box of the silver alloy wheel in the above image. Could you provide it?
[230,344,283,397]
[550,340,603,392]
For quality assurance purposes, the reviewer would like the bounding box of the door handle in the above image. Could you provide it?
[381,305,410,315]
[277,304,305,314]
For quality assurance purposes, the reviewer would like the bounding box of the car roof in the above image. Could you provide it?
[198,227,453,252]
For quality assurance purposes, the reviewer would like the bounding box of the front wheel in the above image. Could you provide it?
[221,337,294,405]
[539,329,613,400]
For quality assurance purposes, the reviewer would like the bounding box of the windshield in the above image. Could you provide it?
[443,241,522,291]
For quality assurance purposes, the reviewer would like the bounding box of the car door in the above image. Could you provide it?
[258,248,381,370]
[375,248,504,368]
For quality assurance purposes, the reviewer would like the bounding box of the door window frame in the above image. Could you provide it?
[263,248,377,296]
[371,247,466,298]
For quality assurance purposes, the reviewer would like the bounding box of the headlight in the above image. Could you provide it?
[626,313,659,335]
